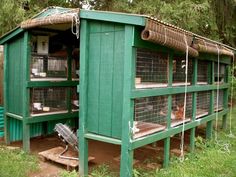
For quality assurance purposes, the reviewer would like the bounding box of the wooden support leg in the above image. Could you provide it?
[222,114,227,130]
[120,144,134,177]
[4,115,10,145]
[79,135,88,177]
[163,137,170,168]
[206,120,213,139]
[190,128,195,152]
[22,122,30,152]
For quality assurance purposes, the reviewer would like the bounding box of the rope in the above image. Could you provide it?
[71,13,80,39]
[180,34,189,162]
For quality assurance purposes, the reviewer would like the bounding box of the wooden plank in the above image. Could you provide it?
[171,118,191,127]
[133,122,165,139]
[38,146,95,170]
[87,33,101,133]
[111,28,125,138]
[98,23,115,136]
[80,9,146,27]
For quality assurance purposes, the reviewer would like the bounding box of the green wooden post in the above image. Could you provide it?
[206,61,214,139]
[190,58,197,152]
[120,25,134,177]
[67,46,72,113]
[222,65,230,130]
[163,52,173,168]
[79,19,89,177]
[3,44,10,144]
[22,31,30,152]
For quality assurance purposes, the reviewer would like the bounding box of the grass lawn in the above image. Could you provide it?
[0,146,38,177]
[0,107,236,177]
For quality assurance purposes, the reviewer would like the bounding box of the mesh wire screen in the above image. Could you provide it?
[134,96,168,125]
[71,87,79,111]
[214,90,224,111]
[72,57,79,80]
[196,91,210,118]
[198,60,209,84]
[31,54,67,79]
[173,57,193,85]
[214,63,226,84]
[30,87,67,114]
[134,96,167,138]
[136,48,168,88]
[172,93,192,119]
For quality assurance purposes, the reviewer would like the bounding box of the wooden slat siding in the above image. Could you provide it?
[111,25,125,138]
[87,27,101,133]
[7,36,24,115]
[87,21,125,138]
[98,23,115,136]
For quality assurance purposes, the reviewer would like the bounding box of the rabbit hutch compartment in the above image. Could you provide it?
[77,10,235,177]
[0,7,80,151]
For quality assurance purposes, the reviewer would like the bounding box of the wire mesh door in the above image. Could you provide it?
[171,93,192,127]
[172,57,193,86]
[71,87,79,111]
[197,60,209,85]
[30,87,67,115]
[136,48,168,89]
[133,96,167,139]
[196,91,210,118]
[214,63,226,84]
[30,54,67,80]
[214,90,224,111]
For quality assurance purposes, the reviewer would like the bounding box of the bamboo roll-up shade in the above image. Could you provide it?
[193,40,234,57]
[141,19,199,57]
[21,9,80,29]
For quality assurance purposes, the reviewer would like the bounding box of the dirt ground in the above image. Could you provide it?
[2,125,207,177]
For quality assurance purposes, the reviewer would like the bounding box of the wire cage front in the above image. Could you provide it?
[171,93,192,127]
[71,87,79,111]
[214,90,224,111]
[198,60,209,85]
[133,96,168,139]
[135,48,168,89]
[30,87,67,115]
[30,54,67,80]
[172,56,193,86]
[196,91,210,119]
[214,63,226,84]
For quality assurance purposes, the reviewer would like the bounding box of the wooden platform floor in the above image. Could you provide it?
[38,146,95,170]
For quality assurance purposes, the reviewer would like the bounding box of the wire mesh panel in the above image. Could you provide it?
[196,91,210,118]
[172,57,193,86]
[214,63,226,84]
[71,87,79,111]
[214,90,224,111]
[72,57,79,81]
[197,60,209,84]
[135,48,168,89]
[171,93,192,126]
[30,87,67,115]
[30,54,67,80]
[133,96,167,139]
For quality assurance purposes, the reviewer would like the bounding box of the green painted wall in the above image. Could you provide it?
[7,36,24,116]
[87,21,125,139]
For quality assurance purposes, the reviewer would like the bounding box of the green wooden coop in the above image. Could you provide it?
[0,7,235,177]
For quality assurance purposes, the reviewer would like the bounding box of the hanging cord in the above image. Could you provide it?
[180,34,189,162]
[71,13,80,39]
[228,54,235,138]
